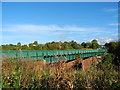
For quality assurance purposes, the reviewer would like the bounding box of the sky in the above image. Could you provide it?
[2,2,118,45]
[2,0,120,2]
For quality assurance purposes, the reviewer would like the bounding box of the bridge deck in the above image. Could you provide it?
[1,49,107,63]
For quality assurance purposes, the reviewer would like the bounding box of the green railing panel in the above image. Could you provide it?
[21,51,28,57]
[2,51,16,58]
[28,51,36,57]
[2,49,107,62]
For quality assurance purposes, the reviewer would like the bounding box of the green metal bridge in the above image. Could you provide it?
[2,49,107,63]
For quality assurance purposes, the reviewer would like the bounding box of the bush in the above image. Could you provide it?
[2,58,120,89]
[103,53,115,64]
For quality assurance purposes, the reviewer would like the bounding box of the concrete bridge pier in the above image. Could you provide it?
[81,55,103,71]
[59,55,103,71]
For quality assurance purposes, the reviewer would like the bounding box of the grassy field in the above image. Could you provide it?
[2,57,120,89]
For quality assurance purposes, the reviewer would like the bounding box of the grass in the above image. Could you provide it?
[2,57,120,89]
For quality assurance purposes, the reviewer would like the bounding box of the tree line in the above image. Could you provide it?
[1,39,101,50]
[1,40,119,66]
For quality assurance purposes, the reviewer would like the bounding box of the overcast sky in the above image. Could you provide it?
[2,2,118,45]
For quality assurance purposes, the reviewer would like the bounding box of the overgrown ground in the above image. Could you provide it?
[2,55,120,89]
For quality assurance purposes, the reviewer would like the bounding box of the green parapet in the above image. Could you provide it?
[59,55,63,61]
[53,50,58,56]
[45,56,50,63]
[37,51,43,59]
[68,50,71,54]
[73,54,76,59]
[21,51,28,57]
[66,55,69,60]
[2,49,108,62]
[55,55,60,62]
[2,50,16,58]
[59,50,63,55]
[81,54,84,58]
[43,51,48,56]
[28,51,37,57]
[69,55,72,60]
[50,56,55,63]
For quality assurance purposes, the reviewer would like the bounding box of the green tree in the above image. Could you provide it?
[61,42,73,50]
[28,43,34,50]
[91,39,99,49]
[70,40,80,49]
[92,39,98,44]
[33,41,38,45]
[22,45,29,50]
[86,42,92,48]
[17,42,22,50]
[17,42,21,46]
[42,45,48,50]
[81,42,86,47]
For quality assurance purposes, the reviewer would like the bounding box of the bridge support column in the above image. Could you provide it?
[82,56,98,71]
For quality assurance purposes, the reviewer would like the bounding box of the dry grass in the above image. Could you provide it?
[2,58,120,89]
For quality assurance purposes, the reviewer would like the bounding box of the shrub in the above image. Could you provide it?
[103,53,115,64]
[2,58,119,89]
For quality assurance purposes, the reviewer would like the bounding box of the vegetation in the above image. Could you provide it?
[1,40,120,89]
[1,39,101,50]
[2,56,119,89]
[104,41,120,66]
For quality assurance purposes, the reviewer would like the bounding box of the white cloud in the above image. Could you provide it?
[95,37,118,44]
[3,24,111,33]
[3,24,117,44]
[81,37,118,45]
[59,34,69,42]
[73,40,80,43]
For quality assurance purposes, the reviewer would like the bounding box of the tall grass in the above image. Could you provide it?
[2,58,119,89]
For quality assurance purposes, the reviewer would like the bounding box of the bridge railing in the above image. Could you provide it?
[1,49,107,62]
